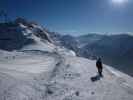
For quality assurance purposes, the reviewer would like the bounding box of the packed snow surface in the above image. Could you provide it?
[0,49,133,100]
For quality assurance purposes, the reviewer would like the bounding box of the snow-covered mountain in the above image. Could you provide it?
[0,17,53,51]
[0,18,133,100]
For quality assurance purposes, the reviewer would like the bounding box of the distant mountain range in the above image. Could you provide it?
[0,18,133,76]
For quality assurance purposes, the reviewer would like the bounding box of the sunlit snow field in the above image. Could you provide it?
[0,49,133,100]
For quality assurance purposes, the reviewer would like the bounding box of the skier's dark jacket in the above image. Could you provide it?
[96,59,103,69]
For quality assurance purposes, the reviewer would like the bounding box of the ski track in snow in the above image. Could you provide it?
[0,50,61,100]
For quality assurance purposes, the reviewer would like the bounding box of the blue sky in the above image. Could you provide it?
[0,0,133,36]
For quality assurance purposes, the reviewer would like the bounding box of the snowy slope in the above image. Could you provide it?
[0,49,133,100]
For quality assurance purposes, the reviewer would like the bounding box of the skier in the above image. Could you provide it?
[96,57,103,77]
